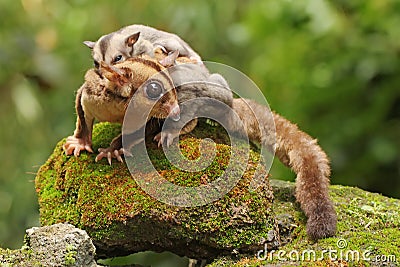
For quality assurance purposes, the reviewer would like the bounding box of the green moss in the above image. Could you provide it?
[35,120,275,257]
[208,180,400,266]
[64,244,77,265]
[0,247,42,267]
[35,121,400,264]
[91,122,122,150]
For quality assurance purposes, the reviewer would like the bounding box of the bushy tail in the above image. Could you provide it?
[231,98,337,240]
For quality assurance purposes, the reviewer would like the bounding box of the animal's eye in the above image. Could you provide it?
[113,55,123,63]
[144,80,164,100]
[94,60,99,68]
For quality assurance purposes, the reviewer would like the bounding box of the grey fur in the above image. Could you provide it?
[85,24,202,67]
[153,62,234,146]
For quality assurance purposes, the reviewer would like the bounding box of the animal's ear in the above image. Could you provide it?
[100,61,130,87]
[159,50,179,67]
[83,41,96,49]
[126,32,140,47]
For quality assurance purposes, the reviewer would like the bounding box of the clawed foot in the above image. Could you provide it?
[63,136,93,156]
[95,147,133,165]
[154,131,180,147]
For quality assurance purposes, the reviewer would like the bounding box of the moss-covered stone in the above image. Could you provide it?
[35,121,277,260]
[0,223,97,267]
[34,121,400,266]
[208,180,400,267]
[0,247,39,267]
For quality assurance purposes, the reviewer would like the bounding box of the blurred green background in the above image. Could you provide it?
[0,0,399,261]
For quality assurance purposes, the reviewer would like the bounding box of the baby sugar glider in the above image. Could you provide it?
[83,24,202,69]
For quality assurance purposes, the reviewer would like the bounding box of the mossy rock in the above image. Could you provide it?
[208,180,400,267]
[0,223,98,267]
[0,247,39,267]
[35,121,278,260]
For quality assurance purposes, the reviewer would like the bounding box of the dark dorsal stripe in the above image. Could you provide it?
[99,34,113,61]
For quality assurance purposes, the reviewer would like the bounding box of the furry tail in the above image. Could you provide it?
[231,98,337,240]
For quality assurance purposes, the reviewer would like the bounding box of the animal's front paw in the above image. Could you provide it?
[306,205,337,240]
[63,136,93,156]
[153,130,180,147]
[95,147,132,165]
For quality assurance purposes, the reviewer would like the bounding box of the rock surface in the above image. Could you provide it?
[208,180,400,266]
[0,223,98,267]
[1,180,399,266]
[35,121,278,260]
[31,122,400,266]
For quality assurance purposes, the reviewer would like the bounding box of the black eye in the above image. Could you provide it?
[113,55,123,63]
[94,60,99,68]
[144,80,164,100]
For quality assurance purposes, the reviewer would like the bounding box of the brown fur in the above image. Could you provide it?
[63,56,179,164]
[231,98,337,240]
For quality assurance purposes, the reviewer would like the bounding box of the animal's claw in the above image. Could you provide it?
[95,147,127,165]
[153,131,180,148]
[63,136,93,156]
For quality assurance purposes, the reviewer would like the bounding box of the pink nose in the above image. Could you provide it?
[168,104,180,121]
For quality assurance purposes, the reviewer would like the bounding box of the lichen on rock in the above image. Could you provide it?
[35,120,278,260]
[0,223,97,267]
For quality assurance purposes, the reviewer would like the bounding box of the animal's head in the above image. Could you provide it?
[84,32,141,69]
[84,31,197,70]
[99,53,181,122]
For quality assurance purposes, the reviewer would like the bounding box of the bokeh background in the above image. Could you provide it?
[0,0,399,264]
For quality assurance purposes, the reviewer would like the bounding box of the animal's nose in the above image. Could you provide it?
[168,104,181,122]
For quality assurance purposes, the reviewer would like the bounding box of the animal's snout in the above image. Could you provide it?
[168,104,181,122]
